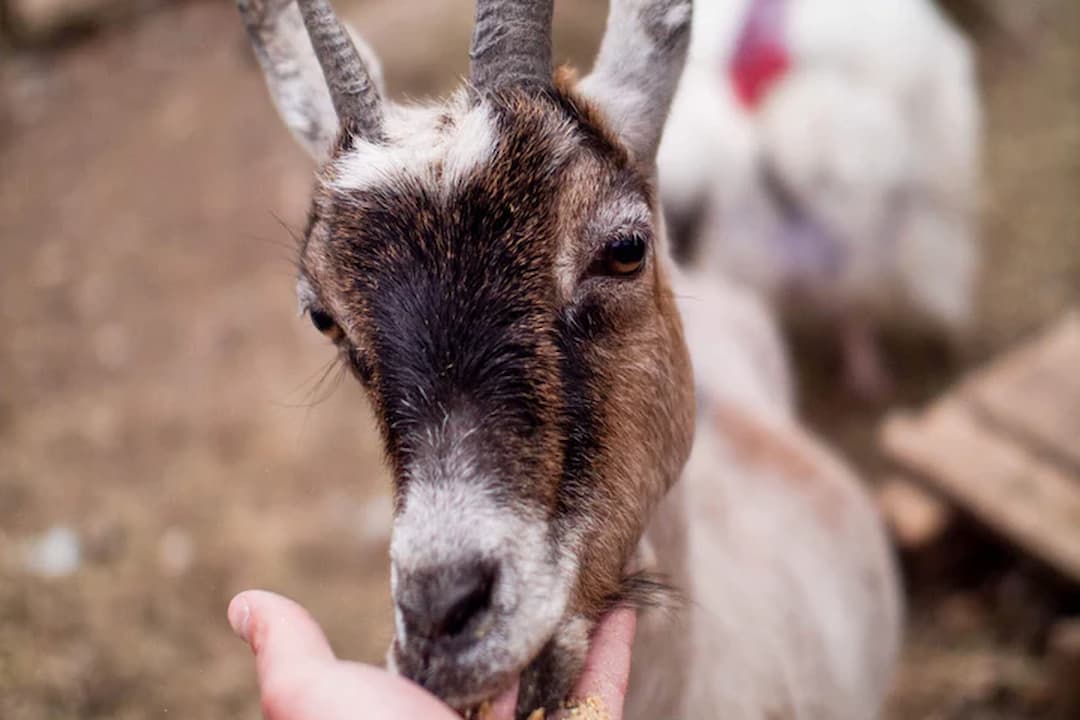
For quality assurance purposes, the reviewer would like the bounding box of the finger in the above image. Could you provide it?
[303,661,463,720]
[228,590,336,683]
[487,676,520,720]
[567,608,637,720]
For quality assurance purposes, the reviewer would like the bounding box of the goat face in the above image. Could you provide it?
[237,0,693,713]
[301,86,693,711]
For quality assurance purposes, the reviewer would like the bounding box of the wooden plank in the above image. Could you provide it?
[962,311,1080,474]
[882,399,1080,582]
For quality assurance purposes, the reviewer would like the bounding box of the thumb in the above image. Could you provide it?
[228,590,336,689]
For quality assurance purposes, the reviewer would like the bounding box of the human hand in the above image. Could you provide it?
[227,590,636,720]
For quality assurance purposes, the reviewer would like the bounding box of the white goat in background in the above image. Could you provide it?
[660,0,982,396]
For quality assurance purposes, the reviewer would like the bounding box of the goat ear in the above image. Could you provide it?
[236,0,386,162]
[579,0,692,166]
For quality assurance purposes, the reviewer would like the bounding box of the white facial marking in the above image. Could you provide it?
[330,97,497,195]
[328,137,417,193]
[442,104,497,189]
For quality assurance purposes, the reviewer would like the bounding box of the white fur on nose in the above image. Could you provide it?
[330,99,496,195]
[392,480,519,575]
[388,419,579,668]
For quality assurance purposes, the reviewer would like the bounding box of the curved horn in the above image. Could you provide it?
[470,0,554,91]
[296,0,383,140]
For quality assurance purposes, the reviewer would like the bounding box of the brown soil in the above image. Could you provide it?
[0,1,1077,719]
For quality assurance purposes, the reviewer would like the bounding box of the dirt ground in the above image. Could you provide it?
[0,1,1077,719]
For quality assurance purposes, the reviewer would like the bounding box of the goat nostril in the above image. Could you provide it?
[441,572,495,638]
[401,561,497,643]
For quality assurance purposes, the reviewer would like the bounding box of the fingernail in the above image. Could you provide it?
[228,595,251,643]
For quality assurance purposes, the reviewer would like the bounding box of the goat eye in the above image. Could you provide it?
[309,308,343,341]
[597,233,647,277]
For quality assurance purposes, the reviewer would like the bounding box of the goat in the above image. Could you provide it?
[658,0,981,397]
[235,0,901,717]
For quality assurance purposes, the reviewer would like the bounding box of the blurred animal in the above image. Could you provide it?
[659,0,982,396]
[236,0,900,717]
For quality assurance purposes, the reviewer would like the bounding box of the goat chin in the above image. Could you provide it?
[387,604,577,714]
[450,576,679,717]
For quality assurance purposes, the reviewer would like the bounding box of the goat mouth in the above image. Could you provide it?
[391,630,550,711]
[454,675,522,718]
[390,634,533,708]
[450,671,522,715]
[418,664,525,713]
